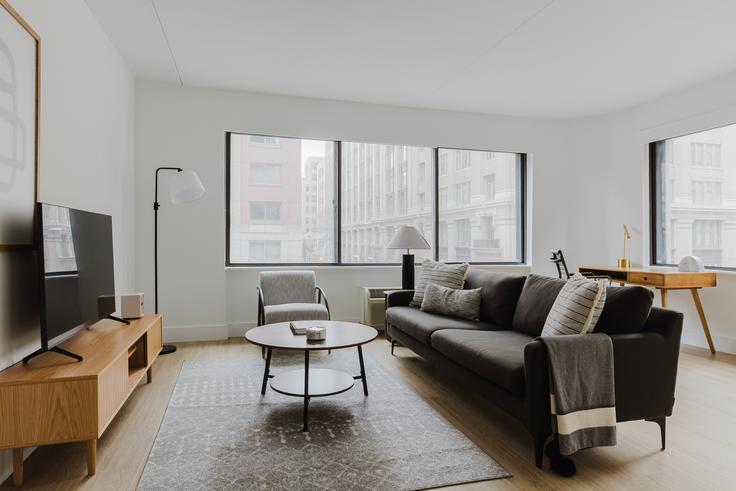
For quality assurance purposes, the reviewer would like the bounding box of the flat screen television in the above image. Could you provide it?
[24,203,121,363]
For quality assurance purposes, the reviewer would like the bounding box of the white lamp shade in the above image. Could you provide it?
[386,226,431,250]
[169,170,206,205]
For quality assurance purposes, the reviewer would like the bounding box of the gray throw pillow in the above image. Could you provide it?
[542,274,607,336]
[411,260,469,308]
[420,283,481,321]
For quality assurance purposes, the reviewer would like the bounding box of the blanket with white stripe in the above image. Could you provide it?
[540,333,617,455]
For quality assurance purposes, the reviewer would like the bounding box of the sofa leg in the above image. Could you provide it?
[646,416,666,450]
[533,433,548,469]
[391,340,396,356]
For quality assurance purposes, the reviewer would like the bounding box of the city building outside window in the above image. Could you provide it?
[228,133,525,265]
[651,123,736,269]
[249,163,282,185]
[250,202,281,221]
[341,142,434,263]
[248,240,281,262]
[229,133,335,263]
[438,148,523,263]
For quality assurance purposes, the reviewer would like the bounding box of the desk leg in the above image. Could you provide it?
[12,448,23,486]
[86,439,97,476]
[660,289,668,308]
[691,288,716,354]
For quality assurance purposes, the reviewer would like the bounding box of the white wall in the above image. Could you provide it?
[583,70,736,354]
[134,81,587,342]
[0,0,135,482]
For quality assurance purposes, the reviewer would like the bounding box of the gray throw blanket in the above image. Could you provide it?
[540,333,616,455]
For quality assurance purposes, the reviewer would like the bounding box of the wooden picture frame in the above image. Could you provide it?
[0,0,39,250]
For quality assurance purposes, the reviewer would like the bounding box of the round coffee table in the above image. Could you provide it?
[245,321,378,431]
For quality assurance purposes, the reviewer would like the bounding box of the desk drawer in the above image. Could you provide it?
[629,272,664,286]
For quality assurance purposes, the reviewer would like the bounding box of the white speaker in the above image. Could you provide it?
[121,293,144,320]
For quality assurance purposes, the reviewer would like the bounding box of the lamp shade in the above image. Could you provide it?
[169,170,206,205]
[386,226,431,250]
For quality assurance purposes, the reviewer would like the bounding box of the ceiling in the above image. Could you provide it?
[84,0,736,118]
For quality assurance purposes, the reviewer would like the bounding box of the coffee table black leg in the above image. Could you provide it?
[357,345,368,396]
[303,350,310,432]
[261,347,272,395]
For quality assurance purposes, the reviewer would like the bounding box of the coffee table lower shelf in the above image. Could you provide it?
[270,368,355,397]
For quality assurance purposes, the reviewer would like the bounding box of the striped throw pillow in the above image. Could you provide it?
[542,274,607,336]
[410,260,469,308]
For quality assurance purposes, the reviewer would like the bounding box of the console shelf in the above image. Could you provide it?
[0,314,163,485]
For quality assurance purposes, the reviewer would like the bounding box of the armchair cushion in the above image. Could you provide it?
[263,303,329,324]
[259,271,317,305]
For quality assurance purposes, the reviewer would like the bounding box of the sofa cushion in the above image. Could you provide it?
[421,283,482,321]
[595,286,654,335]
[386,306,498,345]
[464,270,527,327]
[542,274,607,336]
[411,260,469,307]
[431,329,533,397]
[512,274,566,337]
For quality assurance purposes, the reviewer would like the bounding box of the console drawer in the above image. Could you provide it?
[629,272,664,286]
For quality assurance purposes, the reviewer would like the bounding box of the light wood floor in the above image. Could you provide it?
[2,338,735,490]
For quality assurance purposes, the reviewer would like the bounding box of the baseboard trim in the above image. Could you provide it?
[164,318,364,344]
[163,324,229,343]
[681,328,736,355]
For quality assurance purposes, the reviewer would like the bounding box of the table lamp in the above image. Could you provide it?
[154,167,206,354]
[387,226,431,290]
[617,224,631,269]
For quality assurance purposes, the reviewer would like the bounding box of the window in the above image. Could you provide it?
[249,135,279,145]
[228,133,336,264]
[651,123,735,269]
[227,133,526,265]
[455,151,471,170]
[484,174,496,200]
[439,153,448,176]
[341,142,434,263]
[250,202,281,221]
[249,240,281,261]
[249,163,282,185]
[438,148,523,263]
[455,182,471,205]
[691,142,721,167]
[692,181,721,206]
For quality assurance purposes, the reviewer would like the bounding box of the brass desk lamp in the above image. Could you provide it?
[617,224,631,269]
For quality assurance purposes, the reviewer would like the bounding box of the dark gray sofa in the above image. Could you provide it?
[385,270,683,467]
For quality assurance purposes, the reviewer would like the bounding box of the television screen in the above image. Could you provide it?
[37,203,115,349]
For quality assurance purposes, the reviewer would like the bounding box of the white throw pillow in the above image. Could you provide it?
[410,260,469,308]
[542,274,607,336]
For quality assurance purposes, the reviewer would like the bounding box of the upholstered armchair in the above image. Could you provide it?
[257,270,330,340]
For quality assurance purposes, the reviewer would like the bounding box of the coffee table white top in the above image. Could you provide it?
[245,320,377,351]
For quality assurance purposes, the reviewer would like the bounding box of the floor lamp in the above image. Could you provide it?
[154,167,206,355]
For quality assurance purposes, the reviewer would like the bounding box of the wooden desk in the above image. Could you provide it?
[579,266,717,354]
[0,315,162,485]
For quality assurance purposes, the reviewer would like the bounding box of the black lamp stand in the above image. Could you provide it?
[154,166,183,355]
[401,250,415,290]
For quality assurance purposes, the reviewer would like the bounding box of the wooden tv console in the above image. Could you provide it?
[0,314,162,485]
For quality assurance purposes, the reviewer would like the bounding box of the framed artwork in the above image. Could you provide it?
[0,0,39,250]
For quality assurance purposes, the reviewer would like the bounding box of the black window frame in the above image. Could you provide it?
[649,129,735,272]
[225,131,527,267]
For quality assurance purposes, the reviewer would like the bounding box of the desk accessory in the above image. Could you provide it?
[617,224,631,269]
[306,326,327,341]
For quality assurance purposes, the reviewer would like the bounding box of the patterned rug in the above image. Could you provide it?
[138,349,510,490]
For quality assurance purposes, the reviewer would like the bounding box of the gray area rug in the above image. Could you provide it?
[138,349,509,490]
